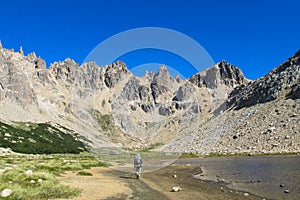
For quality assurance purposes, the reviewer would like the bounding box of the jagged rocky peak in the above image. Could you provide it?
[175,74,182,83]
[155,65,173,80]
[26,52,37,61]
[34,57,46,69]
[189,60,248,89]
[142,70,155,81]
[151,65,175,104]
[104,60,130,88]
[81,61,98,70]
[228,49,300,109]
[106,60,129,76]
[49,58,80,81]
[218,60,249,86]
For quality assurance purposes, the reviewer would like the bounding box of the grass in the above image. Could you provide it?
[139,143,164,152]
[77,171,93,176]
[0,152,107,199]
[179,152,200,158]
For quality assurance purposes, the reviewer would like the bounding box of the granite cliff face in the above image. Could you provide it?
[0,44,299,155]
[162,50,300,155]
[227,50,300,109]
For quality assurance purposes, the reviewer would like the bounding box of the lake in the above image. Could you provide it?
[174,155,300,200]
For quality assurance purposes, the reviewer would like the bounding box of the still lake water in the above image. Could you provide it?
[175,155,300,200]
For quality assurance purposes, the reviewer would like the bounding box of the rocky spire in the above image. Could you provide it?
[157,65,168,75]
[0,40,2,48]
[19,46,24,55]
[175,74,182,83]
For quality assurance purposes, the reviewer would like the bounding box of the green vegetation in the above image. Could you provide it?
[89,109,115,133]
[139,143,164,152]
[0,152,107,199]
[180,152,200,158]
[101,99,106,107]
[11,122,39,131]
[0,121,87,154]
[77,171,93,176]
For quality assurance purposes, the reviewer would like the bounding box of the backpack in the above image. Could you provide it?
[134,157,142,167]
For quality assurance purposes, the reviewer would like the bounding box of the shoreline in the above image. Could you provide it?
[180,151,300,159]
[58,164,262,200]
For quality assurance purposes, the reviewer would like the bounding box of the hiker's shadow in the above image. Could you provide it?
[119,175,136,179]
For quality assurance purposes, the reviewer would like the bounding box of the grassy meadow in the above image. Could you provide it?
[0,152,107,199]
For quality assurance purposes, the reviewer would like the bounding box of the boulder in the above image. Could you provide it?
[0,189,12,198]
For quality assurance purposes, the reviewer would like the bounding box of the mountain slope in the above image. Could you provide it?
[0,44,299,155]
[162,50,300,155]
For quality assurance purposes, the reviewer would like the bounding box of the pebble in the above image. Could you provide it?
[284,190,290,193]
[25,170,33,175]
[0,189,12,198]
[279,184,285,187]
[285,135,290,139]
[171,186,182,192]
[244,192,249,196]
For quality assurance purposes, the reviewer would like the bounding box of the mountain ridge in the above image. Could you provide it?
[0,44,299,155]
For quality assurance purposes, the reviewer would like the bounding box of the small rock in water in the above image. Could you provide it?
[1,188,12,197]
[244,192,249,196]
[284,190,290,193]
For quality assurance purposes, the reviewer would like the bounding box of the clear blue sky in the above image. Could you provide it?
[0,0,299,79]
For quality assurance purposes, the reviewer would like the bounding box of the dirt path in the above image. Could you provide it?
[57,167,131,200]
[57,167,168,200]
[58,165,262,200]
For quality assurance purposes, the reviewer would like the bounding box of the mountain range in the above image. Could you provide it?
[0,43,299,155]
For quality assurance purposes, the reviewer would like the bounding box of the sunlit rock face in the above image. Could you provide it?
[0,44,299,155]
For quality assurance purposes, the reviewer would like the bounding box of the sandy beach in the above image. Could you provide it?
[58,164,262,200]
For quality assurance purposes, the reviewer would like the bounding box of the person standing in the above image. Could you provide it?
[133,154,142,179]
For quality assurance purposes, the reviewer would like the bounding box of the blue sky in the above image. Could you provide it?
[0,0,299,80]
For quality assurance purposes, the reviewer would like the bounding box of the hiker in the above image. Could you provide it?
[133,153,142,179]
